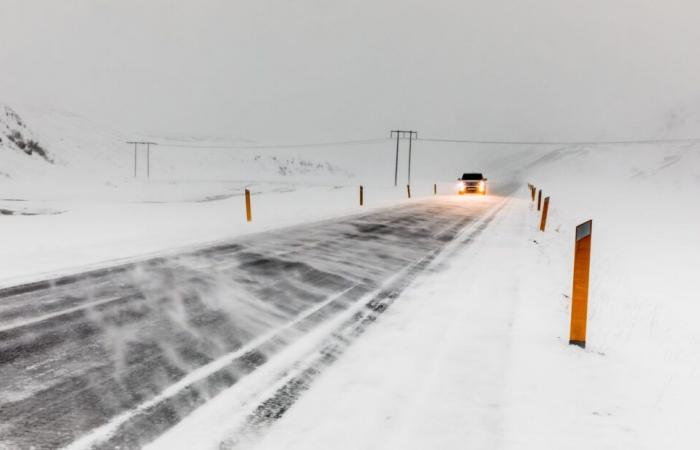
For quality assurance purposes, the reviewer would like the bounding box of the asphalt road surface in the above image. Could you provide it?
[0,195,503,449]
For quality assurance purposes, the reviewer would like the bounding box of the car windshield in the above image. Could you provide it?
[461,173,483,180]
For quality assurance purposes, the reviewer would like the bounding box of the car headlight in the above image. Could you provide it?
[478,181,485,191]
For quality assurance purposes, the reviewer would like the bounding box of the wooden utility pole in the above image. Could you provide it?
[408,132,413,185]
[126,141,157,179]
[390,130,417,187]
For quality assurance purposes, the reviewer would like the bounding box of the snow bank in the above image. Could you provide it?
[514,144,700,448]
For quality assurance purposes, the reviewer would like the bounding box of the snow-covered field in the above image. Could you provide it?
[3,101,700,448]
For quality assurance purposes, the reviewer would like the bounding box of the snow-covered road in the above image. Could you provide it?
[0,193,506,449]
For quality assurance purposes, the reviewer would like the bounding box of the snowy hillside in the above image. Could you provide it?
[0,104,356,192]
[0,106,50,161]
[0,105,52,180]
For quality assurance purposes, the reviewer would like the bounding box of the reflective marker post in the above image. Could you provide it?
[570,220,593,348]
[245,189,252,222]
[540,196,550,231]
[537,189,542,211]
[360,185,364,206]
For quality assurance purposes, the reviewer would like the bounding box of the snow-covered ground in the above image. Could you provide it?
[143,144,699,449]
[3,100,700,448]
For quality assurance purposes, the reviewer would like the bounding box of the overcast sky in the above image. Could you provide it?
[1,0,700,142]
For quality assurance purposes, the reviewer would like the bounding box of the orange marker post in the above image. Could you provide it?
[407,184,411,199]
[537,189,542,211]
[539,196,550,231]
[433,183,437,195]
[360,185,364,206]
[569,220,593,348]
[244,188,252,222]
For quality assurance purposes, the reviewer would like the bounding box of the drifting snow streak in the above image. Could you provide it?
[65,285,359,450]
[0,296,123,334]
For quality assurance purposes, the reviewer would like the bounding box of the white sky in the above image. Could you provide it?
[1,0,700,142]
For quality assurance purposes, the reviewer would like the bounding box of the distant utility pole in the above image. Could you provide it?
[126,141,157,179]
[390,130,418,186]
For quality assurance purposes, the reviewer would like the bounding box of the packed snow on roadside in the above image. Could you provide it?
[145,144,699,449]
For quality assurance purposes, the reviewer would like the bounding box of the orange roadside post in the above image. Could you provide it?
[434,183,437,195]
[407,184,411,199]
[244,188,252,222]
[570,220,593,348]
[539,196,550,231]
[537,189,542,211]
[360,185,364,206]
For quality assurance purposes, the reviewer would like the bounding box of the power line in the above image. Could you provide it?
[152,137,388,150]
[417,137,700,146]
[136,135,700,150]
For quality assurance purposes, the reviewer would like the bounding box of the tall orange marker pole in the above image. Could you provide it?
[570,220,593,348]
[360,185,364,206]
[531,186,536,202]
[244,188,252,222]
[537,189,542,211]
[407,184,411,199]
[539,197,550,231]
[434,183,437,195]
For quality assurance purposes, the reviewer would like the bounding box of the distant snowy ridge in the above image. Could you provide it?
[254,154,351,178]
[141,134,354,179]
[0,104,353,186]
